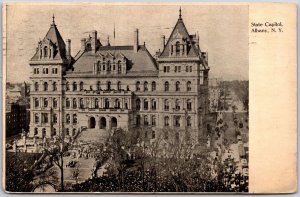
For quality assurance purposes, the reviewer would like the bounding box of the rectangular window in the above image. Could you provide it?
[178,66,181,72]
[186,66,189,72]
[164,66,167,73]
[167,66,170,72]
[175,66,178,72]
[190,66,192,72]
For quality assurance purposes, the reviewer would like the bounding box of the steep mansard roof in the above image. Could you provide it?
[31,22,68,61]
[159,17,199,58]
[70,45,158,75]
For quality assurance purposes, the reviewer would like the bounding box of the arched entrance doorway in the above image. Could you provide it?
[100,117,106,129]
[90,117,96,128]
[111,117,117,128]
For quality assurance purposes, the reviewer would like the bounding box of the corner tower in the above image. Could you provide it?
[29,15,73,138]
[157,8,210,142]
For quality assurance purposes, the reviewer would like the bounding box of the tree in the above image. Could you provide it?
[42,136,69,192]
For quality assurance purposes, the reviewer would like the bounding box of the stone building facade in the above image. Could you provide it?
[29,10,210,143]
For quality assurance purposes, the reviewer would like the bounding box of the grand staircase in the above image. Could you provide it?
[75,128,110,144]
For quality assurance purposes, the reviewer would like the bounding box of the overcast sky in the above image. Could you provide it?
[6,4,249,83]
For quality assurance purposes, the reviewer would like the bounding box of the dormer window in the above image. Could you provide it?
[175,41,180,55]
[44,46,48,58]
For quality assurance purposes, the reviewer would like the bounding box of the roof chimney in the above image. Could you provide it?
[81,38,86,51]
[91,30,97,53]
[161,35,165,51]
[134,29,139,53]
[66,39,71,56]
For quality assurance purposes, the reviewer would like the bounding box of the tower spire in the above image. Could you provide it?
[52,14,55,25]
[179,6,182,19]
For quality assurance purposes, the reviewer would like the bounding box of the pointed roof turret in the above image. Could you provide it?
[159,8,198,58]
[31,15,70,62]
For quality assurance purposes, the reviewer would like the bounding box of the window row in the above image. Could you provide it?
[136,81,192,92]
[136,99,157,110]
[163,115,192,127]
[34,82,57,91]
[66,98,129,109]
[95,60,123,74]
[65,113,78,124]
[34,98,58,108]
[65,81,127,92]
[163,65,193,73]
[34,67,58,75]
[136,115,157,127]
[34,113,50,124]
[135,98,193,111]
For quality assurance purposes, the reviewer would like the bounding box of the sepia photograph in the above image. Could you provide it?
[4,3,249,193]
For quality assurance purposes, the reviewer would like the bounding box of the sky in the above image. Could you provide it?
[6,4,249,83]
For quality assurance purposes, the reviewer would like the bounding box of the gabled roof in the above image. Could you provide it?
[70,45,158,75]
[159,16,198,58]
[31,20,68,61]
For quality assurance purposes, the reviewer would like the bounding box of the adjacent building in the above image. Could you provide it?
[29,10,210,143]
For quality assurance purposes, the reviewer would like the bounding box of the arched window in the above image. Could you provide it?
[66,98,70,109]
[66,82,70,91]
[175,41,180,55]
[34,98,39,108]
[136,81,140,91]
[35,82,39,91]
[105,98,110,109]
[44,98,48,108]
[175,99,180,110]
[164,99,169,111]
[72,129,76,136]
[144,82,148,91]
[152,130,156,139]
[66,114,70,124]
[44,82,48,91]
[65,128,70,136]
[117,81,121,90]
[73,114,77,124]
[80,98,84,108]
[187,81,192,91]
[53,98,57,109]
[97,61,101,72]
[187,116,192,127]
[53,128,56,136]
[34,113,39,124]
[44,46,48,57]
[151,99,156,110]
[187,99,192,111]
[52,82,57,91]
[164,81,169,92]
[34,128,38,135]
[164,116,169,126]
[73,82,77,91]
[95,98,99,108]
[144,99,148,110]
[97,81,101,91]
[115,99,120,109]
[144,115,149,126]
[107,81,111,90]
[80,82,84,91]
[103,62,106,71]
[151,81,156,91]
[117,61,122,74]
[176,81,180,91]
[175,116,181,127]
[136,99,141,110]
[151,115,156,126]
[72,98,77,109]
[107,61,111,73]
[53,113,57,124]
